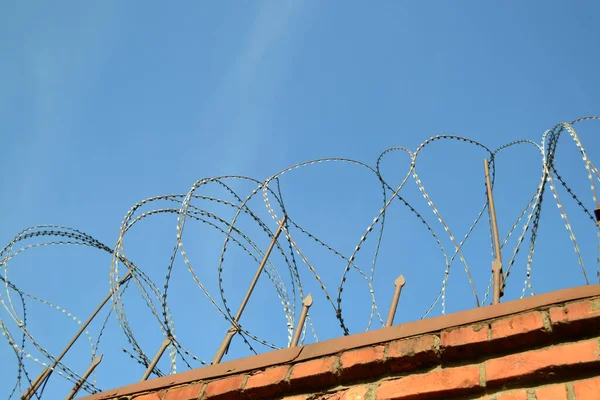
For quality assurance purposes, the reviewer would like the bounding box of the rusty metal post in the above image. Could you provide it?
[64,355,103,400]
[22,272,133,400]
[141,337,172,381]
[212,216,288,364]
[290,294,313,347]
[484,159,504,304]
[22,368,52,400]
[386,275,406,327]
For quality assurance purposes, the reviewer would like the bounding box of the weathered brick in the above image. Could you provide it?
[386,334,438,372]
[442,323,488,346]
[496,390,527,400]
[441,323,488,360]
[135,392,166,400]
[535,383,567,399]
[486,339,600,386]
[573,376,600,399]
[203,375,245,399]
[339,385,369,400]
[164,383,203,400]
[490,311,547,348]
[289,356,338,390]
[243,365,289,398]
[549,298,600,337]
[376,364,481,399]
[340,345,385,380]
[550,298,600,323]
[321,385,370,399]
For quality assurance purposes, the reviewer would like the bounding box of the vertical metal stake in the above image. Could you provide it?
[484,159,504,305]
[212,215,288,364]
[386,275,406,327]
[64,355,103,400]
[22,272,132,400]
[141,337,172,381]
[22,368,52,400]
[290,294,313,347]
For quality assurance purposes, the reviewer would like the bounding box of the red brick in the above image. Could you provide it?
[550,299,600,326]
[386,334,438,372]
[573,376,600,399]
[340,345,385,380]
[376,364,481,399]
[340,386,369,400]
[135,392,166,400]
[442,323,488,346]
[203,375,245,399]
[441,323,488,359]
[486,339,600,386]
[243,365,289,398]
[496,390,528,400]
[321,386,370,399]
[164,383,203,400]
[289,356,338,390]
[535,383,567,399]
[490,311,546,344]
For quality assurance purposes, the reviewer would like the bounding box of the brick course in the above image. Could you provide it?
[486,339,600,386]
[376,364,481,399]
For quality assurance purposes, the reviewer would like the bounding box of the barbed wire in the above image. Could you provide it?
[1,117,599,398]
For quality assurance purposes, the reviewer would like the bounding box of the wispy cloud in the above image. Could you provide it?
[195,1,307,173]
[5,3,121,206]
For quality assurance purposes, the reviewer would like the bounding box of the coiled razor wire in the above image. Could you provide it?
[1,117,599,398]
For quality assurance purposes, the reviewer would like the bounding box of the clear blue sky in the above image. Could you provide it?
[1,1,600,398]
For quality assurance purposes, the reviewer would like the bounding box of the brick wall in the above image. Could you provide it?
[83,286,600,400]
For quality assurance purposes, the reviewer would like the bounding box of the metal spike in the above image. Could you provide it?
[386,275,406,327]
[141,337,172,381]
[64,355,103,400]
[290,294,313,347]
[212,216,287,364]
[22,272,132,400]
[484,159,504,304]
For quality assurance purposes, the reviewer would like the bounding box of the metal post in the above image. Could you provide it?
[141,337,172,381]
[212,216,288,364]
[22,368,52,400]
[290,294,313,347]
[64,355,103,400]
[492,259,503,304]
[484,159,504,304]
[22,272,132,400]
[386,275,406,327]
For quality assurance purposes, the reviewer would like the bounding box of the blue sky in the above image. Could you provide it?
[1,1,600,398]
